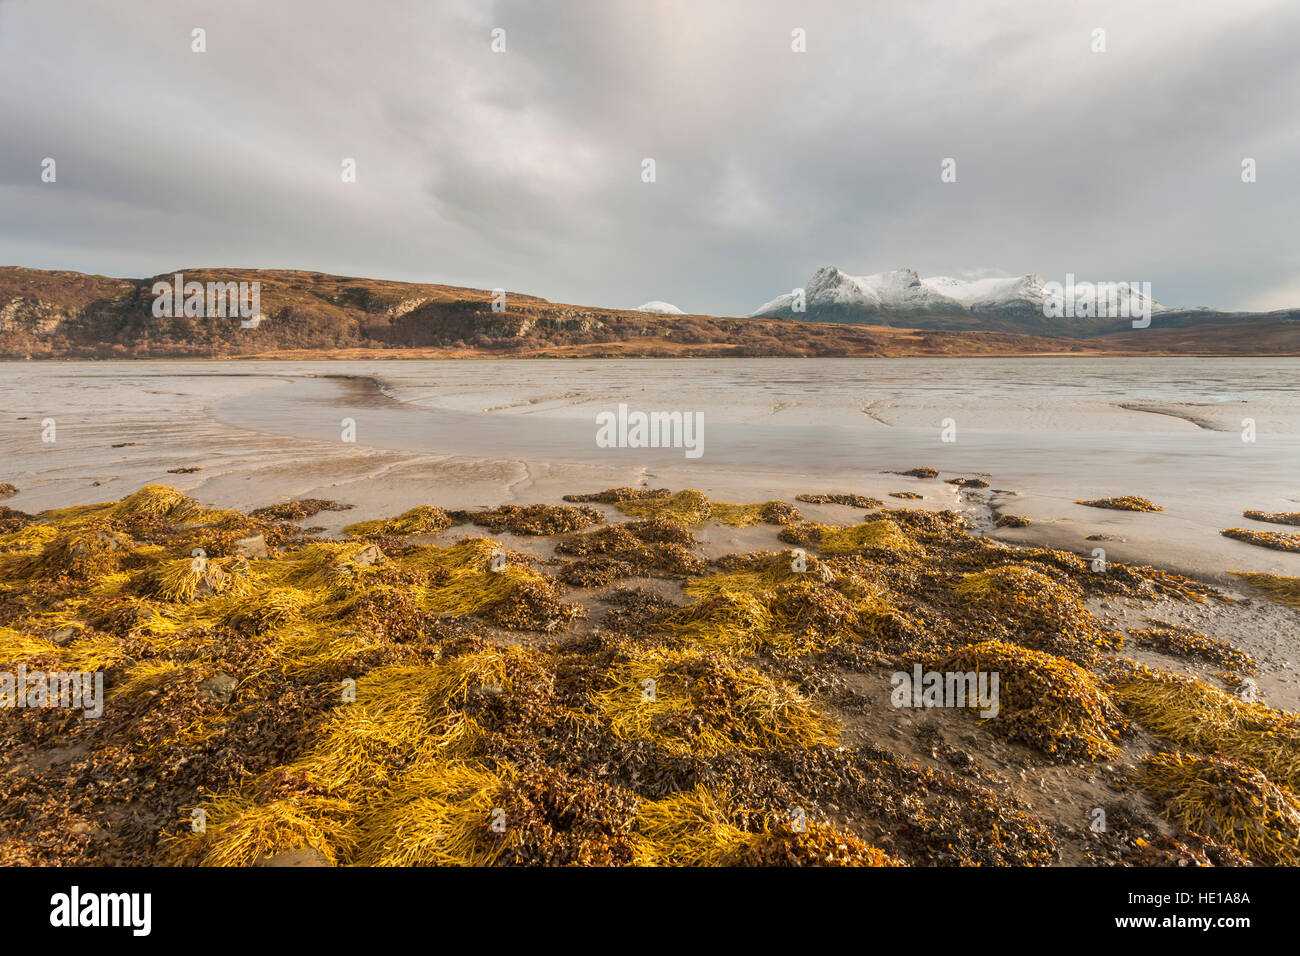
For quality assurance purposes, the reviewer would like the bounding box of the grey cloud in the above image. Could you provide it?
[1,0,1297,312]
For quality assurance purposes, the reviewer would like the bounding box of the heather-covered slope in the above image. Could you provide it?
[1,266,1295,358]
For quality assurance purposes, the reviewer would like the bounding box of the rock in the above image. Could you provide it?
[199,673,238,706]
[50,625,78,646]
[256,847,330,867]
[0,482,18,499]
[352,544,384,567]
[234,534,269,559]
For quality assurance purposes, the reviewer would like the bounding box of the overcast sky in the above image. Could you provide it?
[2,0,1298,314]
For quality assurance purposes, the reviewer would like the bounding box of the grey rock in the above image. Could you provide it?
[234,534,269,559]
[50,625,78,646]
[199,672,239,706]
[256,847,330,867]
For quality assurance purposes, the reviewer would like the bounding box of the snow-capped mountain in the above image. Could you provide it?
[636,300,684,314]
[750,266,1165,330]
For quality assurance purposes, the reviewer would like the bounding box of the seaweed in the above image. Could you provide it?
[709,500,804,526]
[1129,620,1255,673]
[592,645,840,756]
[563,488,670,504]
[1139,752,1300,866]
[1221,527,1300,553]
[1231,572,1300,609]
[0,505,34,534]
[1114,668,1300,791]
[612,489,713,524]
[344,505,452,537]
[731,820,902,867]
[555,521,704,577]
[451,504,603,536]
[633,786,759,865]
[1242,510,1300,527]
[795,493,883,509]
[1076,496,1163,513]
[251,499,352,521]
[666,552,909,657]
[0,483,1280,868]
[780,519,920,557]
[940,641,1126,759]
[951,565,1121,663]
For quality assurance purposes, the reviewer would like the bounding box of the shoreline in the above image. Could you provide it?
[8,348,1300,361]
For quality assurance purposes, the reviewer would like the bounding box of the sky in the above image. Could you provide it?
[2,0,1299,314]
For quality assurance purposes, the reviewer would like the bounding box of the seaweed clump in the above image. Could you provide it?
[795,493,883,509]
[665,551,909,657]
[250,499,352,521]
[780,519,920,557]
[1221,527,1300,553]
[452,504,603,536]
[1231,572,1300,609]
[611,489,713,525]
[940,641,1125,760]
[886,467,938,479]
[593,645,840,756]
[995,514,1031,528]
[1129,620,1255,673]
[634,786,896,867]
[1139,752,1300,865]
[563,488,669,504]
[344,505,452,537]
[0,505,34,534]
[1076,496,1163,512]
[709,500,803,527]
[556,519,704,579]
[1113,668,1300,791]
[951,565,1121,663]
[1243,510,1300,527]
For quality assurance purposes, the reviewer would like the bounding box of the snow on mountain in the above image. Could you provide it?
[751,267,1165,320]
[636,300,684,314]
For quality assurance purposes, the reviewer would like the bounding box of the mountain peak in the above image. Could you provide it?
[636,300,683,314]
[751,266,1165,328]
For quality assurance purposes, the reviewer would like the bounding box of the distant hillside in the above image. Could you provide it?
[0,266,1294,358]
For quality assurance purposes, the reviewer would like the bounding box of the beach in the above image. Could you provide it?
[3,355,1300,867]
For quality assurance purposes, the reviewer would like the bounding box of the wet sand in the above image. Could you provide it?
[1,358,1298,585]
